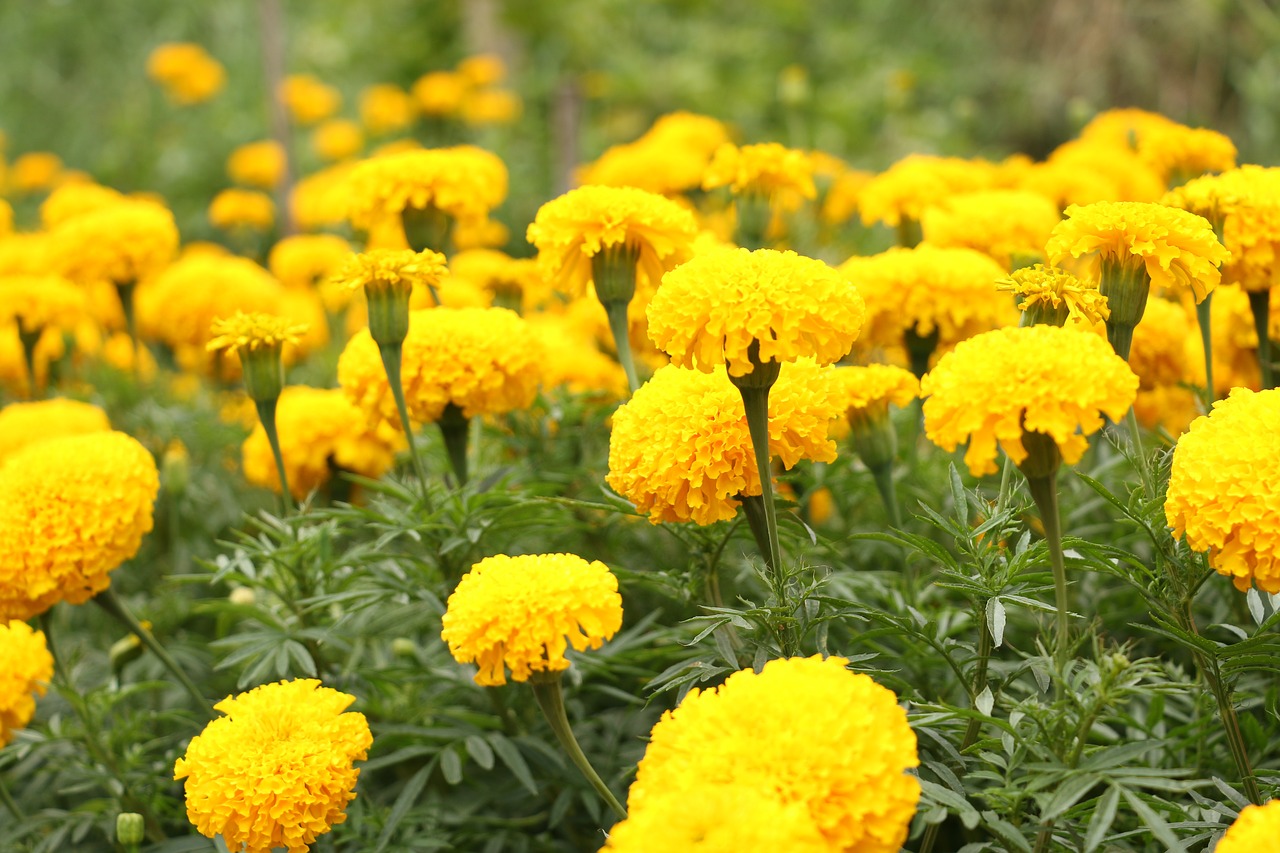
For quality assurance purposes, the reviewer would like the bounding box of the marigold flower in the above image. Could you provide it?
[207,312,306,360]
[621,655,919,853]
[0,200,10,237]
[279,74,341,125]
[702,142,817,209]
[607,361,840,525]
[1078,107,1178,150]
[461,89,522,126]
[440,553,623,686]
[449,248,548,308]
[832,363,919,428]
[135,254,287,352]
[1138,124,1236,185]
[820,168,874,225]
[412,70,467,116]
[54,199,179,286]
[209,188,275,232]
[146,42,225,105]
[174,679,372,853]
[0,274,85,335]
[344,146,508,237]
[858,154,996,229]
[1214,801,1280,853]
[227,140,287,189]
[1042,140,1165,203]
[921,189,1060,269]
[649,247,864,377]
[1166,387,1280,593]
[998,264,1110,327]
[0,431,159,621]
[358,84,416,135]
[291,161,358,231]
[8,153,63,194]
[0,620,54,745]
[921,325,1138,477]
[0,398,110,462]
[1165,167,1280,293]
[337,248,448,296]
[312,119,364,162]
[578,111,729,195]
[1129,297,1192,391]
[527,316,629,399]
[39,182,126,229]
[268,234,352,290]
[457,54,506,87]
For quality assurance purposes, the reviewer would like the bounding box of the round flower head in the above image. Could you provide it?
[8,153,63,195]
[291,161,358,231]
[0,620,54,745]
[207,312,307,360]
[174,679,372,853]
[1078,107,1179,150]
[832,363,919,427]
[440,553,623,686]
[338,307,540,426]
[0,431,159,621]
[858,154,996,229]
[412,70,466,116]
[579,111,730,196]
[607,361,841,525]
[701,142,817,209]
[1165,167,1280,293]
[1213,801,1280,853]
[54,198,179,286]
[312,119,364,163]
[279,74,341,125]
[526,185,698,298]
[39,182,126,229]
[1045,201,1229,303]
[1129,297,1192,391]
[0,274,85,334]
[268,234,352,290]
[1166,388,1280,593]
[344,146,508,235]
[921,325,1138,477]
[228,140,287,189]
[135,254,288,352]
[336,248,448,297]
[649,247,864,377]
[997,264,1110,327]
[209,189,275,232]
[0,398,110,463]
[920,189,1060,269]
[1137,124,1237,185]
[146,42,225,105]
[359,84,415,135]
[622,655,919,853]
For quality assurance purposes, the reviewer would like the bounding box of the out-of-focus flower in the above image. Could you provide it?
[0,620,54,745]
[209,189,275,232]
[290,161,358,231]
[54,199,179,287]
[8,153,63,194]
[578,111,730,195]
[359,84,415,135]
[39,182,126,229]
[279,74,341,125]
[460,89,521,126]
[703,142,816,209]
[312,119,364,163]
[227,140,287,189]
[146,42,225,105]
[858,154,996,231]
[411,71,467,117]
[457,54,507,87]
[1213,801,1280,853]
[0,398,110,462]
[1138,124,1236,186]
[921,189,1060,269]
[268,234,351,290]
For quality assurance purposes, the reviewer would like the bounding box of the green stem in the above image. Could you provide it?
[738,494,775,574]
[254,398,293,515]
[529,675,627,820]
[1248,289,1273,390]
[118,280,141,385]
[869,463,902,528]
[0,775,22,821]
[737,385,782,578]
[378,342,431,497]
[1125,407,1155,498]
[94,587,216,718]
[438,403,470,487]
[1024,472,1068,699]
[1196,294,1215,405]
[603,300,639,394]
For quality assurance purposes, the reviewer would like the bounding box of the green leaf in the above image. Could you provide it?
[986,597,1006,648]
[1083,784,1120,853]
[1121,788,1188,853]
[489,733,538,796]
[465,734,495,771]
[441,747,463,785]
[1041,773,1102,820]
[373,762,435,853]
[919,779,981,830]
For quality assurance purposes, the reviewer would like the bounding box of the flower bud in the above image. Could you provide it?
[116,812,145,848]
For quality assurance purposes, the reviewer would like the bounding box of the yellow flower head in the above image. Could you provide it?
[39,182,126,229]
[1167,167,1280,293]
[997,264,1110,327]
[1078,107,1179,150]
[54,199,179,286]
[460,89,521,126]
[359,84,415,135]
[209,188,275,232]
[227,140,287,189]
[412,71,467,116]
[136,254,288,353]
[8,153,63,195]
[921,189,1060,269]
[832,363,919,422]
[820,168,874,225]
[279,74,341,125]
[1045,201,1229,303]
[344,146,508,233]
[858,154,996,228]
[1043,140,1167,204]
[1166,388,1280,593]
[174,679,372,853]
[267,234,352,290]
[527,185,698,298]
[1213,801,1280,853]
[0,398,110,463]
[649,247,864,377]
[0,200,10,238]
[336,248,448,296]
[457,54,507,87]
[0,274,85,334]
[338,307,540,425]
[921,325,1138,477]
[449,248,548,307]
[1129,297,1192,391]
[312,119,364,163]
[0,431,159,621]
[207,312,307,358]
[578,111,729,195]
[1138,124,1236,185]
[527,316,629,400]
[702,142,817,208]
[146,42,225,105]
[440,553,623,686]
[291,161,358,231]
[621,655,919,853]
[0,620,53,745]
[607,361,841,525]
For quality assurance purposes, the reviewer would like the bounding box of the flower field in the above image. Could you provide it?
[4,3,1280,852]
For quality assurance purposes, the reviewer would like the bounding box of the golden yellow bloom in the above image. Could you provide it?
[440,553,623,686]
[1046,201,1229,303]
[820,168,874,225]
[460,88,521,126]
[227,140,287,189]
[0,431,159,621]
[8,153,63,194]
[136,255,286,352]
[0,234,54,278]
[921,189,1060,269]
[621,655,919,853]
[0,274,85,335]
[457,54,506,87]
[450,249,549,309]
[279,74,341,125]
[268,234,352,290]
[921,325,1138,477]
[291,161,358,231]
[174,679,372,853]
[207,311,306,359]
[39,182,126,229]
[1166,387,1280,593]
[1041,140,1165,203]
[338,307,540,426]
[1138,124,1236,185]
[344,146,508,235]
[702,142,816,209]
[337,248,447,296]
[650,247,864,377]
[358,84,416,135]
[0,620,53,745]
[1165,167,1280,293]
[527,316,629,399]
[146,42,225,105]
[832,363,919,423]
[54,199,179,286]
[578,111,729,195]
[1078,107,1179,150]
[0,200,10,237]
[312,119,364,162]
[242,386,403,500]
[1019,159,1124,209]
[998,264,1110,327]
[858,154,996,228]
[1213,801,1280,853]
[1129,297,1192,391]
[0,398,110,463]
[209,188,275,231]
[412,71,467,116]
[527,185,698,298]
[607,361,840,525]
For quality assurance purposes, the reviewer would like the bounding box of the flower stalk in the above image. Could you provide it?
[592,242,642,393]
[1247,289,1273,390]
[1196,294,1216,403]
[529,673,627,820]
[378,341,430,492]
[1098,257,1150,361]
[438,402,470,487]
[1018,430,1070,698]
[254,397,293,514]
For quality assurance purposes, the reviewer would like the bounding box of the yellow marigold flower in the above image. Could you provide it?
[1019,160,1123,209]
[998,264,1110,327]
[54,198,179,286]
[1078,107,1179,150]
[135,255,285,352]
[337,248,447,295]
[242,386,403,500]
[832,363,919,426]
[606,361,840,525]
[174,679,372,853]
[649,247,864,377]
[359,84,415,135]
[39,182,126,229]
[227,140,287,189]
[146,42,225,105]
[578,111,729,195]
[460,88,522,126]
[451,248,549,309]
[1214,801,1280,853]
[457,54,507,87]
[858,154,996,228]
[702,142,816,209]
[207,311,306,359]
[0,398,110,463]
[209,188,275,232]
[621,655,920,853]
[0,431,159,621]
[344,146,508,234]
[8,153,63,194]
[279,74,341,126]
[921,189,1060,269]
[0,234,52,278]
[820,168,874,225]
[1129,297,1192,391]
[451,216,510,251]
[267,234,352,290]
[1138,124,1236,185]
[0,274,85,335]
[527,316,629,399]
[0,200,11,237]
[1166,387,1280,593]
[0,620,53,745]
[1134,384,1200,437]
[1166,167,1280,293]
[411,70,467,116]
[527,185,698,298]
[1046,200,1229,303]
[921,325,1138,477]
[440,553,623,686]
[290,161,357,231]
[338,307,540,426]
[1042,140,1165,203]
[312,119,364,162]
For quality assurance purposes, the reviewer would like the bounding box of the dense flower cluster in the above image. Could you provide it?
[0,620,54,745]
[702,142,816,207]
[344,146,508,233]
[920,189,1060,268]
[0,398,110,462]
[441,554,623,686]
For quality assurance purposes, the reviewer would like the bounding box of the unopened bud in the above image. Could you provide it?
[116,812,145,848]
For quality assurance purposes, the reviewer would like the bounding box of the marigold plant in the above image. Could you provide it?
[0,620,54,746]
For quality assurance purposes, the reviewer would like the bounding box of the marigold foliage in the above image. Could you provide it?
[210,189,275,231]
[1166,388,1280,593]
[920,189,1060,268]
[227,140,287,189]
[858,154,996,227]
[0,620,53,746]
[607,361,840,525]
[54,199,179,286]
[0,399,110,462]
[1213,801,1280,853]
[622,655,919,853]
[921,325,1138,477]
[649,247,864,377]
[146,42,225,105]
[174,679,372,853]
[702,142,817,207]
[338,307,540,425]
[440,553,623,686]
[998,264,1110,327]
[0,431,159,621]
[207,312,307,358]
[344,146,508,232]
[526,185,697,298]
